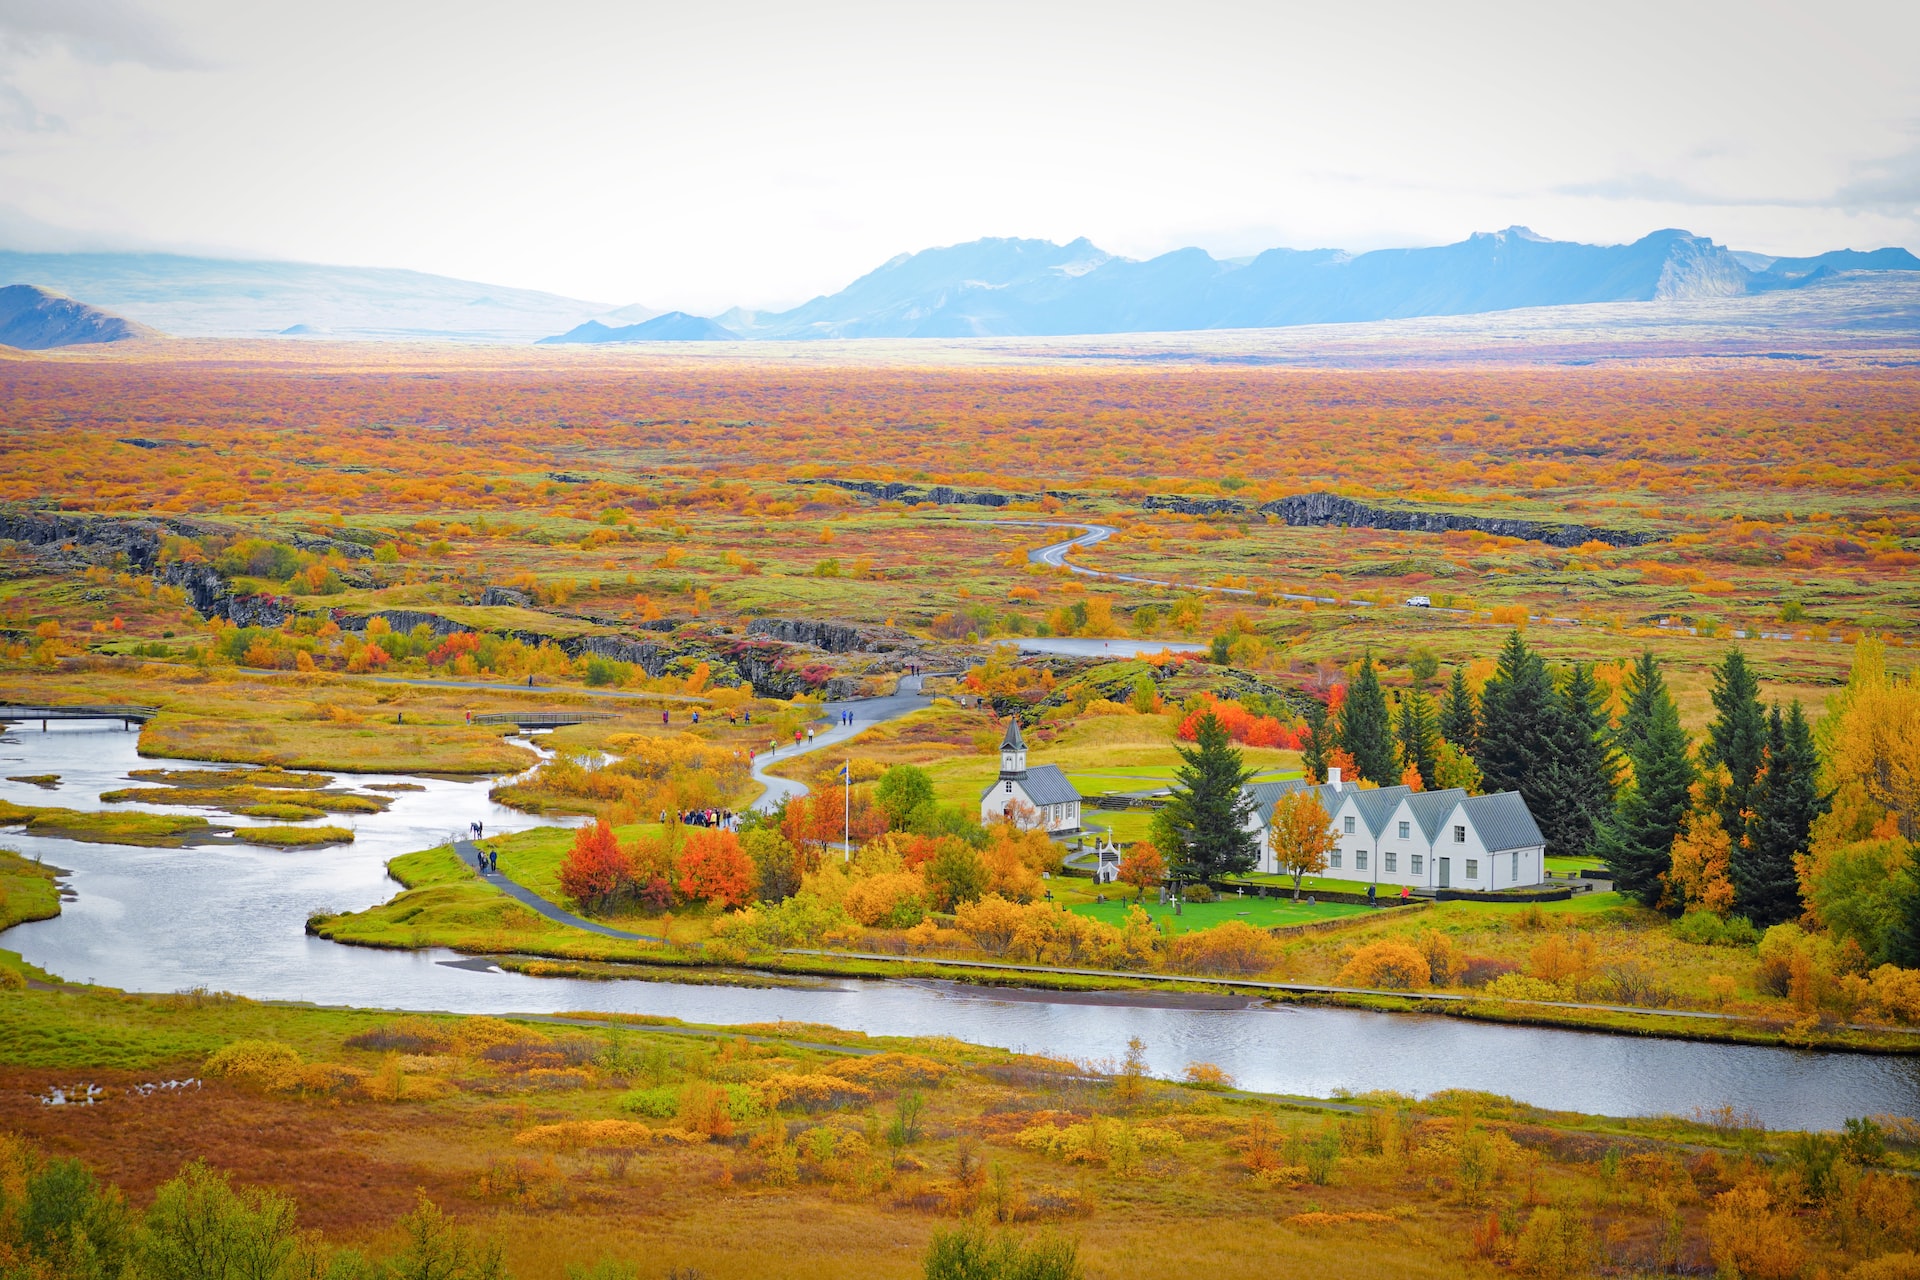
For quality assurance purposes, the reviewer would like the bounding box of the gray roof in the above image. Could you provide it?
[1461,791,1546,852]
[1001,718,1026,751]
[981,763,1080,807]
[1406,788,1469,843]
[1243,778,1345,827]
[1351,785,1412,838]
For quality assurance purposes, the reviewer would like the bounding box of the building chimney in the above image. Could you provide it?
[1327,767,1343,790]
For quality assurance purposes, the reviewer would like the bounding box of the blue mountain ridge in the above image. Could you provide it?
[695,228,1916,342]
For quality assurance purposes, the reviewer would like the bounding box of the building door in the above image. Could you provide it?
[1438,858,1450,889]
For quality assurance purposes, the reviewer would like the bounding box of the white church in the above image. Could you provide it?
[980,717,1083,834]
[1241,768,1547,892]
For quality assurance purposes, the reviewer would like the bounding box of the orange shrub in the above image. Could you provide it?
[1337,941,1432,990]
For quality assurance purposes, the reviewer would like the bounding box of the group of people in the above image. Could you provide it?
[467,822,499,873]
[665,807,736,830]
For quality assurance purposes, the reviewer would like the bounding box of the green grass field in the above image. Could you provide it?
[1067,892,1368,935]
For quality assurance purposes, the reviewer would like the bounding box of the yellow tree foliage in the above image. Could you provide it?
[1665,772,1735,916]
[1825,637,1920,840]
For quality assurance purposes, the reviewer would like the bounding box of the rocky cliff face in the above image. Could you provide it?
[746,617,922,655]
[1264,492,1652,548]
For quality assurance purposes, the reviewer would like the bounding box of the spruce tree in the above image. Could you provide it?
[1152,710,1259,884]
[1738,701,1826,926]
[1299,696,1330,785]
[1598,654,1694,908]
[1395,688,1440,790]
[1440,666,1479,758]
[1702,647,1767,851]
[1476,631,1557,804]
[1337,651,1398,786]
[1537,664,1618,864]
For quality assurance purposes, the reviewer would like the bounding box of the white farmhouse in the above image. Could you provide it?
[980,718,1083,834]
[1242,768,1546,892]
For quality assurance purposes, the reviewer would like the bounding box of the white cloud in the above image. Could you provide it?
[0,0,1914,309]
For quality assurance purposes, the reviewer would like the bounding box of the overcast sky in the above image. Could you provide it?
[1,0,1916,312]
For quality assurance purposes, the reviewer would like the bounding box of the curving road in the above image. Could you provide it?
[991,519,1371,608]
[747,675,931,812]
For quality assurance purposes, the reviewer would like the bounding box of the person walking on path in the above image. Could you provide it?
[662,710,670,726]
[1366,883,1377,908]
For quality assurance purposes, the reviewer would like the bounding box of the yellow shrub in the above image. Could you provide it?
[1870,966,1920,1024]
[515,1120,660,1152]
[756,1073,875,1113]
[1707,1183,1805,1280]
[1853,1254,1920,1280]
[1166,920,1285,976]
[842,870,930,927]
[1337,941,1431,990]
[204,1040,303,1090]
[820,1052,948,1092]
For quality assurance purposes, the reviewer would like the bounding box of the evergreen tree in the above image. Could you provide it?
[1440,666,1479,758]
[1337,651,1398,786]
[1299,696,1330,785]
[1615,651,1667,757]
[1151,710,1259,884]
[1598,654,1694,908]
[1702,647,1767,851]
[1536,664,1618,864]
[1888,868,1920,970]
[1476,631,1558,804]
[1738,701,1827,925]
[1395,688,1440,790]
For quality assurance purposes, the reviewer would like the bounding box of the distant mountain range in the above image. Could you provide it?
[685,228,1920,342]
[0,284,155,349]
[2,229,1915,346]
[539,311,737,344]
[0,250,646,341]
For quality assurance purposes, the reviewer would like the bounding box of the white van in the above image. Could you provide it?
[1404,595,1432,608]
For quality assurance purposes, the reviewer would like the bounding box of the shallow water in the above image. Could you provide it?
[4,724,1918,1129]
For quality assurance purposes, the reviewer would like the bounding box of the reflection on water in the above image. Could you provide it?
[4,725,1919,1130]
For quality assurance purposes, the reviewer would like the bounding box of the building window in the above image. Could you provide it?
[1330,851,1341,869]
[1356,850,1368,871]
[1344,816,1355,835]
[1466,859,1479,880]
[1453,824,1466,843]
[1398,821,1410,839]
[1411,854,1423,875]
[1005,781,1013,794]
[1385,852,1397,873]
[1512,851,1519,880]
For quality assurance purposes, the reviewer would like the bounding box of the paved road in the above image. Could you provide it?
[991,519,1370,607]
[453,837,664,942]
[747,675,932,812]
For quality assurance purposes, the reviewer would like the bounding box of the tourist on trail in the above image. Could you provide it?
[794,729,802,747]
[662,710,670,726]
[1367,883,1377,907]
[692,710,700,725]
[744,710,752,725]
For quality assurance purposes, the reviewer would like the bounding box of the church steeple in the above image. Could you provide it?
[999,717,1027,778]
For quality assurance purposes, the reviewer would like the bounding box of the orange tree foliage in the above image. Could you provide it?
[558,819,631,912]
[1177,694,1301,749]
[1117,840,1165,900]
[676,829,755,908]
[1267,790,1337,900]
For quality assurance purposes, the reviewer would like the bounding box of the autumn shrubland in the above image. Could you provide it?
[2,969,1920,1279]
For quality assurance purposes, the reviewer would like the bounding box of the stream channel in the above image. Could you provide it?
[3,723,1917,1130]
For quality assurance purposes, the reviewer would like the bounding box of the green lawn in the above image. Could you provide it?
[1067,892,1368,935]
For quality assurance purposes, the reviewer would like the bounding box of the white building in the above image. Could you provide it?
[980,717,1083,834]
[1242,768,1546,892]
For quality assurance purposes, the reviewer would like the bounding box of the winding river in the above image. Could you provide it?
[4,723,1917,1130]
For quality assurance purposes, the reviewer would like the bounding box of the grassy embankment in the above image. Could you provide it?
[0,947,1916,1280]
[312,836,1920,1053]
[0,848,61,934]
[0,667,542,775]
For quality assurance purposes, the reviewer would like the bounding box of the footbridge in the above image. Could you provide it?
[0,703,158,730]
[470,709,614,730]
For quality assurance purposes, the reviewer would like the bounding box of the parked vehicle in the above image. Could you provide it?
[1404,595,1432,608]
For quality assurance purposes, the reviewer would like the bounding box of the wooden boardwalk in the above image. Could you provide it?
[470,709,614,729]
[0,703,157,729]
